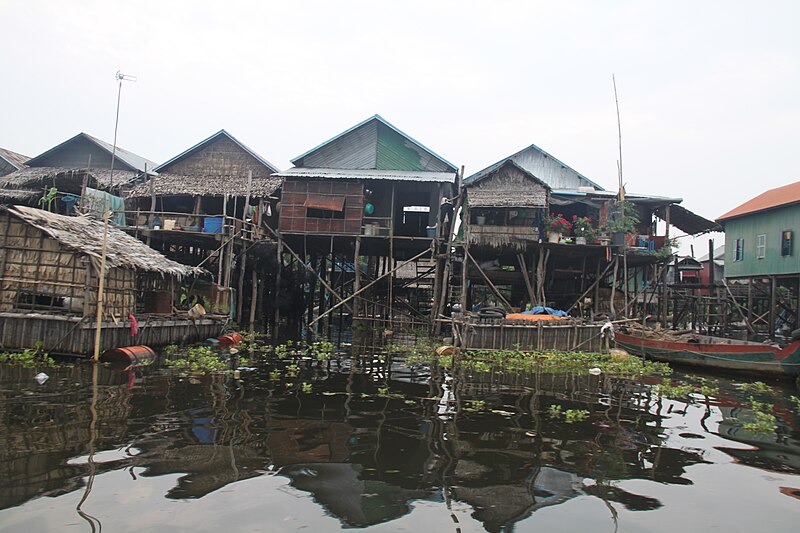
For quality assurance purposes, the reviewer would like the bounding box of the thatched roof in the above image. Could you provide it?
[4,205,203,278]
[0,167,141,204]
[466,160,549,208]
[125,172,283,199]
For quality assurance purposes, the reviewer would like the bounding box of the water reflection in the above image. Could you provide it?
[1,353,800,532]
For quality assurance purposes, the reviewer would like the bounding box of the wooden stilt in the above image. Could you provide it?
[466,250,513,310]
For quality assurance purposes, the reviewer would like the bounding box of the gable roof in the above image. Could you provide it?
[154,129,279,174]
[3,206,202,277]
[25,132,157,173]
[717,180,800,222]
[466,142,605,191]
[290,115,457,173]
[465,159,550,208]
[0,147,29,171]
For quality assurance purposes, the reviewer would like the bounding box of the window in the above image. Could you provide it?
[304,195,345,219]
[756,234,766,259]
[734,238,744,261]
[782,230,794,256]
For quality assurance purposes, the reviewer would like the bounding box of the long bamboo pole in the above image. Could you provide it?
[92,207,111,361]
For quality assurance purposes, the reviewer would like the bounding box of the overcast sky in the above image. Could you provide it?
[2,1,798,253]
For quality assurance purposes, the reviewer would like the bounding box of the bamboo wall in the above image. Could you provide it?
[0,212,136,317]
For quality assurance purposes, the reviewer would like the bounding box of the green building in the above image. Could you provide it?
[717,180,800,336]
[717,180,799,278]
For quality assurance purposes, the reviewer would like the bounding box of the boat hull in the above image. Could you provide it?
[615,332,800,377]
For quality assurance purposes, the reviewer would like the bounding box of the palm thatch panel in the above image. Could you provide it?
[125,172,283,199]
[466,160,549,208]
[0,167,138,192]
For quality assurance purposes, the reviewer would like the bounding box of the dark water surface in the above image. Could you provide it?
[1,353,800,532]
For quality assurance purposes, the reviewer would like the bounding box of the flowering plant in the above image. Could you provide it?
[571,215,596,240]
[544,213,572,234]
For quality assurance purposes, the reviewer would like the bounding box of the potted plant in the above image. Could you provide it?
[571,215,596,245]
[544,213,572,243]
[602,201,639,246]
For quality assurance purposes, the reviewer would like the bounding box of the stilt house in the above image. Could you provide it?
[271,115,459,337]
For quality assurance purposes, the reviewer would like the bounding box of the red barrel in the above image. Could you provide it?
[101,345,157,365]
[217,333,243,347]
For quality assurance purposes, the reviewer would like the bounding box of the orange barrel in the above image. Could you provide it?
[101,345,157,365]
[217,333,243,347]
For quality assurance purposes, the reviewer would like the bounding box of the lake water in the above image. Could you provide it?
[1,350,799,532]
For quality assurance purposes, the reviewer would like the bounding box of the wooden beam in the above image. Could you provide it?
[309,247,432,327]
[516,253,536,307]
[466,250,513,311]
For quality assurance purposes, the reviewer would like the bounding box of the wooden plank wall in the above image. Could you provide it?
[461,319,605,352]
[279,179,364,234]
[0,315,223,356]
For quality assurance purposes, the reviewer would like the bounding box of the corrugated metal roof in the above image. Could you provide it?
[466,143,605,191]
[0,147,29,170]
[654,204,722,235]
[25,132,157,173]
[717,180,800,221]
[154,129,279,173]
[274,167,456,183]
[291,115,457,172]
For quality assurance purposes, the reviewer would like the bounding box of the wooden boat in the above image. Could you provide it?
[614,329,800,377]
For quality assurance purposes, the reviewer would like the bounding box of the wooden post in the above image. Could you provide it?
[309,247,432,328]
[388,184,395,328]
[461,204,470,314]
[517,253,536,307]
[769,275,777,340]
[249,267,258,334]
[466,250,513,310]
[353,236,362,319]
[274,238,283,336]
[610,255,619,318]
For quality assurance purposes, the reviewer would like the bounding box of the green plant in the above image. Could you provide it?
[0,347,57,368]
[547,404,563,418]
[571,215,597,240]
[377,386,390,396]
[269,370,280,381]
[740,381,772,393]
[564,409,590,422]
[464,400,486,412]
[163,345,228,373]
[301,382,313,393]
[285,364,299,378]
[39,187,58,212]
[602,200,639,235]
[162,344,179,357]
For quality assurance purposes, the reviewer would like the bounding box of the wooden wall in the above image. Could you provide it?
[279,179,364,234]
[163,136,273,177]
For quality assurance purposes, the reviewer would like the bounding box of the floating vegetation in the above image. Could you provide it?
[564,409,590,423]
[408,348,670,377]
[791,395,800,412]
[653,378,695,399]
[0,346,58,368]
[301,382,313,393]
[736,397,778,434]
[740,381,773,394]
[163,345,229,373]
[547,404,563,418]
[463,399,486,412]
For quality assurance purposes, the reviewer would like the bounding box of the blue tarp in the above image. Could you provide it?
[522,306,569,317]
